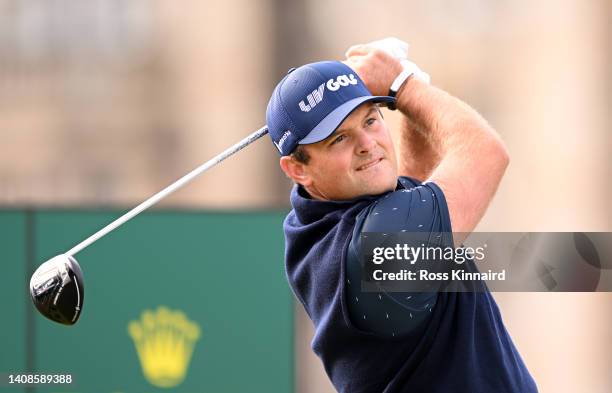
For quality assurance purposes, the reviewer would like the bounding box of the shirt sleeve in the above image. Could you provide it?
[363,177,453,237]
[343,177,453,337]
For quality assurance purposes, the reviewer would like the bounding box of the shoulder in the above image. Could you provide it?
[398,176,421,189]
[351,176,453,239]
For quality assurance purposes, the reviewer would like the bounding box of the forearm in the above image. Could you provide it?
[396,76,509,240]
[395,78,507,161]
[345,42,509,239]
[396,113,442,182]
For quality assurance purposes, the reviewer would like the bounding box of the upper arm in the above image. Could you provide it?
[426,138,509,246]
[361,178,453,239]
[344,183,448,337]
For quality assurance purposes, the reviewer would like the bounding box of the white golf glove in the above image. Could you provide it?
[368,37,411,61]
[369,37,431,85]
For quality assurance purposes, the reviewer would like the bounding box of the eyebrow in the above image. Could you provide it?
[333,105,379,136]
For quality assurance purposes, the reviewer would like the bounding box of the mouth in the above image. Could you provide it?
[356,157,383,171]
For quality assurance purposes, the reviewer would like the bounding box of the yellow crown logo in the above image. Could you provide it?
[128,306,201,388]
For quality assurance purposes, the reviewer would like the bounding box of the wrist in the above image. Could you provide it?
[387,60,430,110]
[395,74,416,101]
[394,76,430,116]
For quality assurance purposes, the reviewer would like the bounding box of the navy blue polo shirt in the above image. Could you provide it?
[283,177,538,393]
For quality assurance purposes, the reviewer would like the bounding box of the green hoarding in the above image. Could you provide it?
[0,211,27,393]
[2,210,293,393]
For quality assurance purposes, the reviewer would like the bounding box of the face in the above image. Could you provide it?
[283,102,398,201]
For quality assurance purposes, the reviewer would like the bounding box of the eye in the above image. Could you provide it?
[365,117,377,127]
[331,134,346,145]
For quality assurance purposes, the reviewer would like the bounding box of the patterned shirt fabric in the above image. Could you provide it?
[283,177,538,393]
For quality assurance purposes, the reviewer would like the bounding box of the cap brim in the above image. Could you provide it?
[298,96,396,145]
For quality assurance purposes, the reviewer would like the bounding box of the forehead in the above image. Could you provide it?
[319,102,378,142]
[299,102,380,155]
[339,102,377,128]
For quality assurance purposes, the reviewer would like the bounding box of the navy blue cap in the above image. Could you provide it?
[266,61,395,156]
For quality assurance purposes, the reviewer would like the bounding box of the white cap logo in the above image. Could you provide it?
[298,74,358,112]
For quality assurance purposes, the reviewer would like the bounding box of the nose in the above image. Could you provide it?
[356,129,377,154]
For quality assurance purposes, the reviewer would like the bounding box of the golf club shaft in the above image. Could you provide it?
[66,126,269,257]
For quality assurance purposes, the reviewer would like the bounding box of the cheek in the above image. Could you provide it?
[326,148,353,168]
[311,154,348,182]
[378,130,396,157]
[378,126,393,145]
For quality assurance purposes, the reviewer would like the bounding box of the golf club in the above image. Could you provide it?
[29,126,269,325]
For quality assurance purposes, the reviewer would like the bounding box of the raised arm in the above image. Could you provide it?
[396,113,442,182]
[345,46,509,245]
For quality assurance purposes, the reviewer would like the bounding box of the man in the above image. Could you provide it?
[266,40,537,392]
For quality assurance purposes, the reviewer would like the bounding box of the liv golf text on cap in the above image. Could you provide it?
[266,61,395,156]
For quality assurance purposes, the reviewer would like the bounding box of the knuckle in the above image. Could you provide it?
[371,48,385,58]
[346,44,365,56]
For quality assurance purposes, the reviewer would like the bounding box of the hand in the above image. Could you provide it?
[367,37,410,61]
[343,45,403,97]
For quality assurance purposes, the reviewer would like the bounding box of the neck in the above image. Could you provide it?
[301,184,330,201]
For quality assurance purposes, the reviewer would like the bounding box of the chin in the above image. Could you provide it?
[366,178,396,196]
[374,170,397,188]
[359,163,396,190]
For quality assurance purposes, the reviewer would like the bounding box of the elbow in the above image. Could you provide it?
[471,129,510,180]
[497,140,510,170]
[488,141,510,187]
[484,125,510,171]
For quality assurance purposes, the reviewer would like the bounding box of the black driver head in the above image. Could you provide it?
[30,254,85,325]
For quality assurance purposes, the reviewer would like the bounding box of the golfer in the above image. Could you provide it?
[266,40,537,392]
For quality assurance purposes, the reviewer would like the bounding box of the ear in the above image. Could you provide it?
[279,156,312,186]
